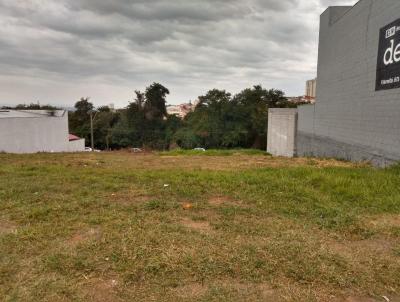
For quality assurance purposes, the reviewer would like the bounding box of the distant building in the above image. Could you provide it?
[287,96,308,104]
[167,102,195,118]
[0,110,85,153]
[305,78,317,102]
[287,96,314,104]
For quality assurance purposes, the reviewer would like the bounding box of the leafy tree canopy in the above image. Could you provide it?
[67,83,298,151]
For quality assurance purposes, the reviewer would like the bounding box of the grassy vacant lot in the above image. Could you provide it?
[0,151,399,302]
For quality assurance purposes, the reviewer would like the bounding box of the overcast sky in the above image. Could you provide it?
[0,0,357,107]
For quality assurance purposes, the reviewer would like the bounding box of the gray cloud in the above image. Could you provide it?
[0,0,357,107]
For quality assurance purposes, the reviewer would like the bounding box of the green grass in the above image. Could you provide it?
[159,148,270,156]
[0,152,399,301]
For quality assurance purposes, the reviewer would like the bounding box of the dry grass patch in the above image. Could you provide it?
[181,217,213,234]
[338,295,383,302]
[172,283,207,298]
[109,189,151,206]
[227,281,279,300]
[208,195,236,206]
[368,214,400,228]
[324,237,396,259]
[68,227,102,247]
[0,219,17,235]
[83,278,120,302]
[206,280,282,301]
[43,152,359,171]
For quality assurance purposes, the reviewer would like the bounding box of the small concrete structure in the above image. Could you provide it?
[267,108,298,157]
[0,110,85,153]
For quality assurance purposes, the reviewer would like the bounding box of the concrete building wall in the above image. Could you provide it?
[297,105,316,156]
[0,111,85,153]
[298,105,315,133]
[67,139,85,152]
[267,108,298,157]
[297,0,400,166]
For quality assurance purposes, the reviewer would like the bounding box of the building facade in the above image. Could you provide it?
[297,0,400,166]
[0,110,85,153]
[166,103,195,118]
[305,78,317,101]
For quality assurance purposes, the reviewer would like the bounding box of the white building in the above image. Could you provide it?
[0,110,85,153]
[305,78,317,102]
[166,103,195,118]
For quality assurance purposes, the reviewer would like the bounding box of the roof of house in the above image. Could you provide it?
[69,134,82,141]
[0,110,66,119]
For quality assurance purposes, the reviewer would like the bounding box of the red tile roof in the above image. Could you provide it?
[69,134,81,141]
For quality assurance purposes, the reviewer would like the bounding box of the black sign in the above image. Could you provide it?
[376,18,400,91]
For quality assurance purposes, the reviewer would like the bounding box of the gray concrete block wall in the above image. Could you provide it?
[297,0,400,166]
[297,105,316,156]
[298,105,315,133]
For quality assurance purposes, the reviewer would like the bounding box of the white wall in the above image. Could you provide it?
[267,109,298,157]
[67,139,85,152]
[0,112,85,153]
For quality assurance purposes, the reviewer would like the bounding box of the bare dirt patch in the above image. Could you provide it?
[67,158,106,168]
[257,283,280,300]
[208,196,235,206]
[181,218,213,234]
[216,280,281,300]
[341,296,380,302]
[0,219,17,235]
[172,283,207,298]
[325,238,395,259]
[83,153,358,171]
[83,278,120,302]
[368,214,400,228]
[68,227,102,247]
[110,190,151,206]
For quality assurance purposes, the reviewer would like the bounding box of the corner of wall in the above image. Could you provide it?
[320,6,353,30]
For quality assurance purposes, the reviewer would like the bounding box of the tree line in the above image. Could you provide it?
[4,83,302,150]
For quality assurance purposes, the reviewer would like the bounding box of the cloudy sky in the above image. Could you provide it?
[0,0,357,107]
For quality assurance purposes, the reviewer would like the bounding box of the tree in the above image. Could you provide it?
[233,85,269,148]
[174,128,201,149]
[165,114,183,148]
[266,89,294,108]
[175,86,294,150]
[109,113,138,148]
[93,107,119,149]
[3,102,58,110]
[134,90,145,110]
[109,83,177,150]
[68,98,94,144]
[143,83,169,121]
[179,89,241,149]
[67,84,294,151]
[74,98,94,114]
[140,83,170,149]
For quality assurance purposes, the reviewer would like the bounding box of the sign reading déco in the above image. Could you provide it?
[376,19,400,91]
